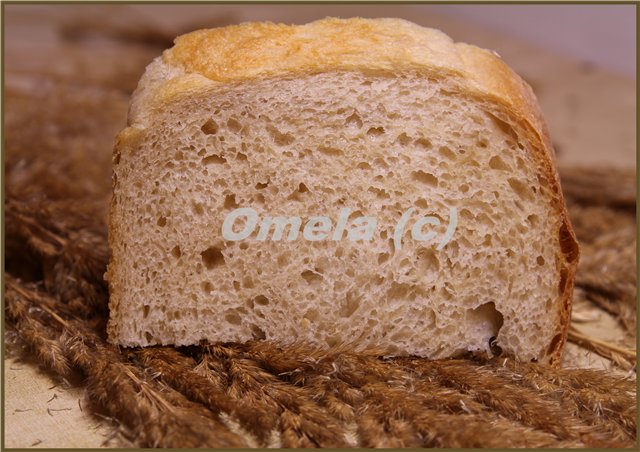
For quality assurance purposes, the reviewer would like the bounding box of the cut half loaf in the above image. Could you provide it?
[107,18,579,365]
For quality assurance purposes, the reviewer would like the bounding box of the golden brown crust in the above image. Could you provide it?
[164,18,466,82]
[116,17,579,364]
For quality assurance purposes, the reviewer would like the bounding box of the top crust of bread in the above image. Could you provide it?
[113,17,579,365]
[140,18,551,148]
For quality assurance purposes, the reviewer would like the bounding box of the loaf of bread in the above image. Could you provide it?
[107,18,579,365]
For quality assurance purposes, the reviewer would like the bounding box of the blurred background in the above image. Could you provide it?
[3,3,637,448]
[423,4,636,76]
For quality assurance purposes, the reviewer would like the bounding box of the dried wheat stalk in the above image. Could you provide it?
[568,325,636,370]
[6,273,638,447]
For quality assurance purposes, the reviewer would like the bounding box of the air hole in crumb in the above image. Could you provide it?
[227,117,242,133]
[224,194,238,209]
[466,302,504,339]
[202,154,226,165]
[347,210,365,222]
[412,170,438,187]
[367,126,385,137]
[303,308,319,321]
[157,216,167,227]
[201,247,225,269]
[250,324,266,340]
[386,282,411,300]
[143,305,150,318]
[171,245,181,259]
[193,203,205,215]
[396,132,412,146]
[508,178,533,201]
[255,181,269,190]
[439,146,456,160]
[373,157,388,169]
[288,182,310,201]
[388,238,395,254]
[201,281,213,293]
[368,186,389,199]
[224,310,242,325]
[489,155,509,171]
[318,146,343,156]
[536,255,545,266]
[345,111,363,128]
[254,295,269,306]
[339,291,360,318]
[144,332,154,342]
[390,330,411,341]
[201,119,219,135]
[357,162,372,170]
[301,270,323,285]
[418,248,440,271]
[267,125,295,146]
[487,113,519,140]
[415,137,432,150]
[299,148,312,159]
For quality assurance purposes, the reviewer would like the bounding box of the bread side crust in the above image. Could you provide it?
[110,18,579,365]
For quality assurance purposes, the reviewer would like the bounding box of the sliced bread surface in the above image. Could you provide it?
[107,18,579,365]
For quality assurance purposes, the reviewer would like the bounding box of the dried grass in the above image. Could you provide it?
[5,269,637,447]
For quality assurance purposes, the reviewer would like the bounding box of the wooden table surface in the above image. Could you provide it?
[3,4,636,448]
